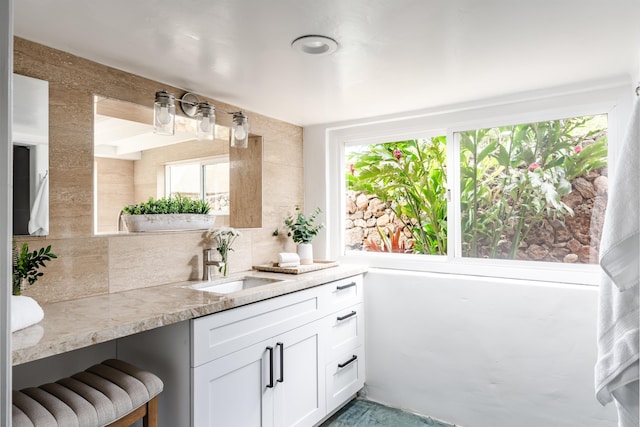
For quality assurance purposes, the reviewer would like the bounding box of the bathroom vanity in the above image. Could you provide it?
[12,265,367,427]
[120,273,365,427]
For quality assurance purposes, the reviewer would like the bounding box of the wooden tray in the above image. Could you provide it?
[253,260,339,274]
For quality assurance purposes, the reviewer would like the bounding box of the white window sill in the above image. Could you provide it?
[340,251,602,286]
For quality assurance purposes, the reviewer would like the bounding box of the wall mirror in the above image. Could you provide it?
[93,96,262,234]
[13,74,49,236]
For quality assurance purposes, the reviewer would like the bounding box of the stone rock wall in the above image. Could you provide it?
[345,168,607,263]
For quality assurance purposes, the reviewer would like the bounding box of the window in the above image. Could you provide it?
[346,136,448,255]
[165,158,229,215]
[457,114,607,264]
[342,112,609,276]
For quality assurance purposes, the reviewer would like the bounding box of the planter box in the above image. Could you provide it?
[122,214,216,232]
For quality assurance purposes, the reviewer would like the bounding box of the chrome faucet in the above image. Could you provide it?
[202,248,223,281]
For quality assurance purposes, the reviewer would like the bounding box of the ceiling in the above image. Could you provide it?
[13,0,640,127]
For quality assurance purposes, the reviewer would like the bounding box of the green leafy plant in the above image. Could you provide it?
[12,242,57,296]
[347,137,448,255]
[122,194,210,215]
[284,207,325,244]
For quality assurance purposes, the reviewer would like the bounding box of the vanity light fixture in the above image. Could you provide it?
[291,35,338,56]
[230,111,249,148]
[153,90,217,141]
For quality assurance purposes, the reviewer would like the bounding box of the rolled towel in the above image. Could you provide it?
[278,253,300,264]
[11,295,44,332]
[278,262,300,268]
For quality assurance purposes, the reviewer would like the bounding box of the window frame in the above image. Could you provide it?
[327,87,626,285]
[164,155,229,209]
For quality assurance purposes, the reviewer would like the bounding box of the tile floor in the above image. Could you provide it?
[320,398,453,427]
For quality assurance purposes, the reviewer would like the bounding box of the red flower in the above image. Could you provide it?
[349,163,355,176]
[573,145,582,153]
[393,149,402,160]
[528,162,540,172]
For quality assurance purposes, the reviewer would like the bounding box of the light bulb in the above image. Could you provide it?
[200,116,213,133]
[157,106,172,125]
[234,125,246,141]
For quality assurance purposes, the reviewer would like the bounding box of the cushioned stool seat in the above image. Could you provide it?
[12,359,163,427]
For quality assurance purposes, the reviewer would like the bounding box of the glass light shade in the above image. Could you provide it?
[231,112,249,148]
[196,103,216,141]
[153,90,175,135]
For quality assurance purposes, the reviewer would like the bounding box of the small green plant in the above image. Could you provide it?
[123,194,210,215]
[284,207,325,244]
[12,242,57,296]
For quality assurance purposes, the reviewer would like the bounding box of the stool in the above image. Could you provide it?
[12,359,163,427]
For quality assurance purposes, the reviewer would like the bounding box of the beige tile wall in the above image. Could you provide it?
[13,37,304,304]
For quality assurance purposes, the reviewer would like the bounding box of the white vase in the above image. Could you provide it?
[297,243,313,265]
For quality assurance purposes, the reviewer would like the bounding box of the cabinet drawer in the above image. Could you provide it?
[322,275,363,314]
[192,287,321,367]
[325,346,365,414]
[324,303,364,361]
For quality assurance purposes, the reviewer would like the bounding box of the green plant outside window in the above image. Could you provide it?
[345,114,607,264]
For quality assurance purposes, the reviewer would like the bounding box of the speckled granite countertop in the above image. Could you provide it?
[12,264,367,366]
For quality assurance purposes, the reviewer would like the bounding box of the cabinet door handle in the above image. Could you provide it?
[276,342,284,383]
[336,281,356,291]
[336,311,357,322]
[266,346,274,388]
[338,355,358,369]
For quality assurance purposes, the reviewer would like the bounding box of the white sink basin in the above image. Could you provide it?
[190,276,283,294]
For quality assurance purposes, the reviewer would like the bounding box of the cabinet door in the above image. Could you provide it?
[274,322,325,427]
[193,339,275,427]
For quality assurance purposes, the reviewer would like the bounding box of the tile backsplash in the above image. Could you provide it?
[13,37,303,304]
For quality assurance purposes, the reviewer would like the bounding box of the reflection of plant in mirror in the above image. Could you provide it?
[12,241,57,296]
[122,194,210,215]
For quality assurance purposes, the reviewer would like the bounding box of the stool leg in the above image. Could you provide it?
[144,396,159,427]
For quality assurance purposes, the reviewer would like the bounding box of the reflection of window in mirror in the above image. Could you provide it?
[165,158,230,216]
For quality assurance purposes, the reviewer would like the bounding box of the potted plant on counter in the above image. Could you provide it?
[12,241,57,296]
[283,206,324,265]
[121,194,216,232]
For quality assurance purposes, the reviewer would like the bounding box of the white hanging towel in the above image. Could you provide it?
[28,170,49,236]
[595,94,640,427]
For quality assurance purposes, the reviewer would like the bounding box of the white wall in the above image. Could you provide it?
[363,268,618,427]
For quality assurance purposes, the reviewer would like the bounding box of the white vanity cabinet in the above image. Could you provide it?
[191,285,327,427]
[117,274,364,427]
[192,320,324,427]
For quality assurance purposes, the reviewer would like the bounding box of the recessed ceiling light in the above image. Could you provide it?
[291,35,338,55]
